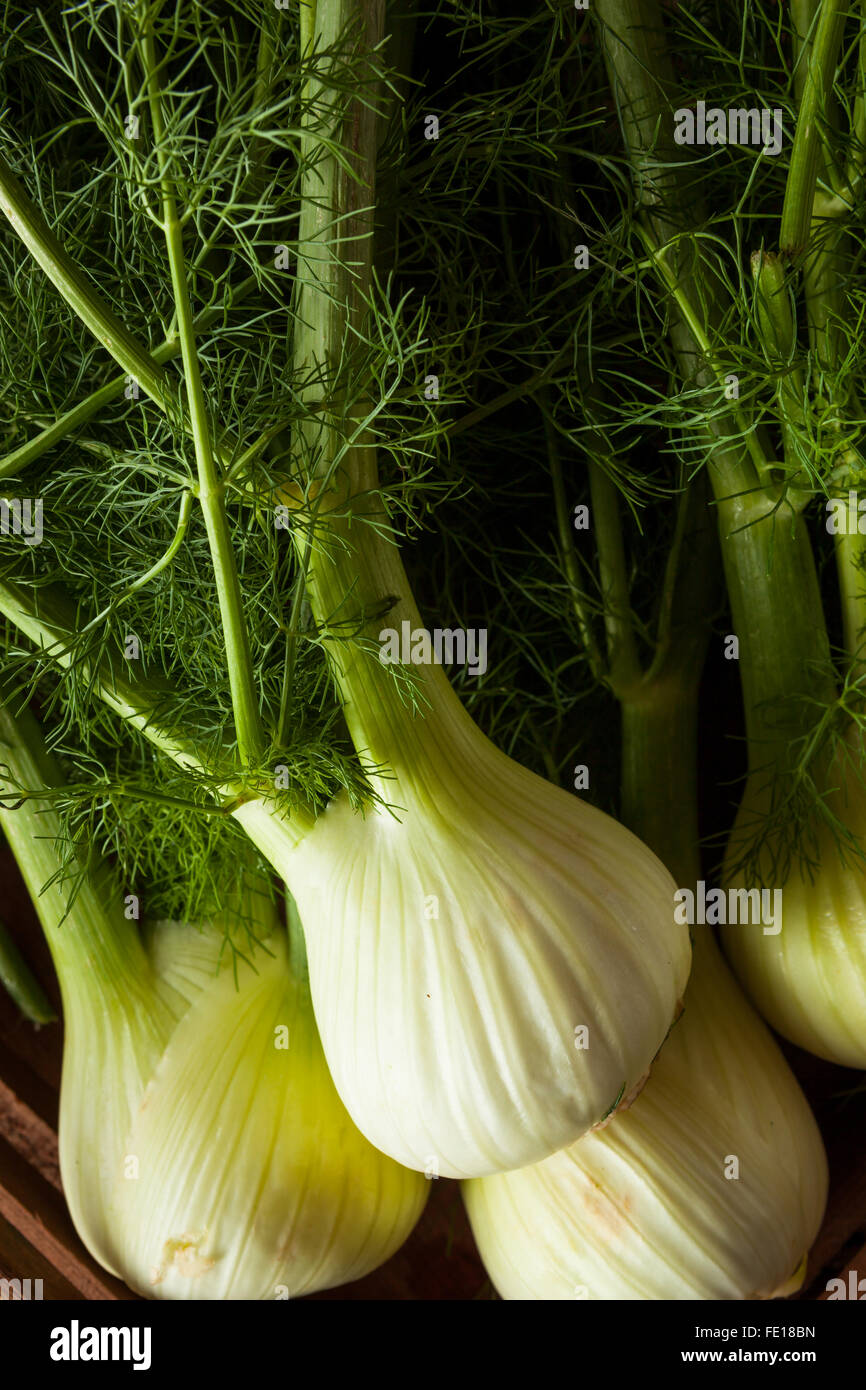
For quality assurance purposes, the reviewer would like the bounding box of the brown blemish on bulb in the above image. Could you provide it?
[579,1175,627,1239]
[150,1232,216,1283]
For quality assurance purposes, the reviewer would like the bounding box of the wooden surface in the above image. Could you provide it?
[1,846,863,1301]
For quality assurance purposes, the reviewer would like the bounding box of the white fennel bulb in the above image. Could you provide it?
[251,7,690,1179]
[0,701,427,1300]
[237,671,691,1178]
[106,913,427,1299]
[722,738,866,1068]
[463,932,827,1299]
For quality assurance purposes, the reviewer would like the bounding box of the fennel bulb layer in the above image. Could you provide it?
[56,913,426,1299]
[99,920,427,1299]
[463,932,827,1300]
[722,751,866,1068]
[237,718,691,1179]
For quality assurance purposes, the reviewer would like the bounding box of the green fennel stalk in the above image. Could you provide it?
[594,0,844,841]
[589,0,866,1068]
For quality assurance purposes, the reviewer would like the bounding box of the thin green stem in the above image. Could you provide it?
[586,458,642,695]
[834,489,866,668]
[225,418,295,483]
[0,376,148,481]
[791,0,852,370]
[0,149,175,413]
[5,783,237,818]
[780,0,849,257]
[851,2,866,182]
[75,490,193,640]
[788,4,866,680]
[446,355,570,442]
[0,689,147,984]
[0,922,57,1025]
[372,0,418,272]
[276,546,311,748]
[593,0,766,504]
[0,276,262,481]
[830,441,866,682]
[0,151,253,478]
[636,224,770,489]
[542,400,606,683]
[750,250,809,478]
[0,578,212,776]
[139,16,264,767]
[0,576,315,836]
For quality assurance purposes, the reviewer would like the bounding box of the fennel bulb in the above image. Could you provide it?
[463,932,828,1300]
[108,913,427,1299]
[722,738,866,1069]
[237,655,691,1179]
[0,701,427,1300]
[267,0,689,1178]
